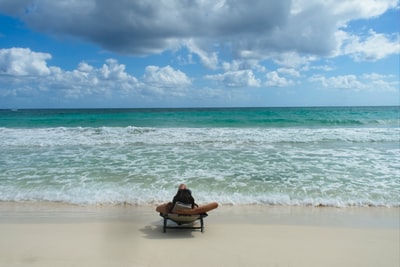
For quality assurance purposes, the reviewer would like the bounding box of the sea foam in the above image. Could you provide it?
[1,107,399,207]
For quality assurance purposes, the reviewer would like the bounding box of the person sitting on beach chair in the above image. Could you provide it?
[156,184,218,232]
[156,184,198,215]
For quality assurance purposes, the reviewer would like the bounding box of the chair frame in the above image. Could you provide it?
[160,213,208,233]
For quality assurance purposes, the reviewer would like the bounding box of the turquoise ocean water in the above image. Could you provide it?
[0,106,399,207]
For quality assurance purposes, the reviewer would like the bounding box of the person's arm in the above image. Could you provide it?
[191,198,198,208]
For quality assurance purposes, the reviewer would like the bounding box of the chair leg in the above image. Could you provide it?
[200,217,204,232]
[163,217,167,233]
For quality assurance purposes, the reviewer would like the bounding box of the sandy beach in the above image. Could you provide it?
[0,202,398,267]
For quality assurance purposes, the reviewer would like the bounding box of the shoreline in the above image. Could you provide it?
[1,202,399,267]
[0,201,398,227]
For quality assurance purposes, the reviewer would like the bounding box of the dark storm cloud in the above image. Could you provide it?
[0,0,398,61]
[0,0,291,55]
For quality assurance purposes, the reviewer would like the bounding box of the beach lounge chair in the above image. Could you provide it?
[159,202,208,233]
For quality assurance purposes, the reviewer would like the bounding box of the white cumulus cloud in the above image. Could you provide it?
[341,30,400,61]
[143,65,191,88]
[0,47,197,104]
[266,71,294,87]
[309,73,397,91]
[0,47,51,76]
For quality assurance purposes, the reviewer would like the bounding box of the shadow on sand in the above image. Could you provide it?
[140,221,204,239]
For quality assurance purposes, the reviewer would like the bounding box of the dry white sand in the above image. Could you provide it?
[0,203,398,267]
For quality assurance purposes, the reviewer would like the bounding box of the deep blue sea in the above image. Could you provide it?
[0,106,399,207]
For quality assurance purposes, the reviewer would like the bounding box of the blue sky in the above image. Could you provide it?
[0,0,399,108]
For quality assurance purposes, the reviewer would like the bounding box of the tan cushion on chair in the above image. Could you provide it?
[168,202,199,222]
